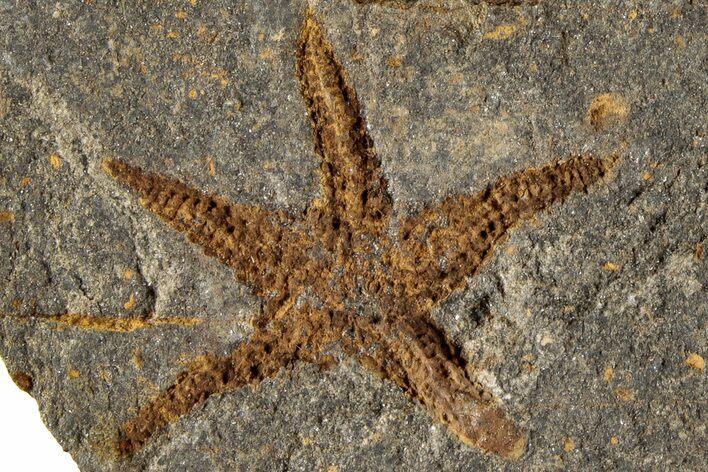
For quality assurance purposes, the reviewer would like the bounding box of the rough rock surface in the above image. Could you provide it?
[0,1,705,471]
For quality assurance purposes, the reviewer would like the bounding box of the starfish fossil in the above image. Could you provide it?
[102,11,618,460]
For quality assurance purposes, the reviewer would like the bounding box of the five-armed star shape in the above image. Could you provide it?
[102,11,617,460]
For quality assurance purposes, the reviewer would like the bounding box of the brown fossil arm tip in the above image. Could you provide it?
[118,353,231,456]
[118,305,347,456]
[354,312,527,459]
[118,337,297,456]
[296,11,391,235]
[392,154,619,302]
[102,158,312,297]
[452,395,527,460]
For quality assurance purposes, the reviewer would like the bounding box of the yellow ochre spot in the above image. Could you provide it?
[586,93,630,132]
[49,153,62,169]
[614,387,635,402]
[675,35,686,48]
[484,24,517,40]
[642,172,653,181]
[610,436,619,445]
[20,177,32,188]
[684,353,704,371]
[259,48,276,60]
[68,368,81,380]
[124,294,137,311]
[207,157,216,176]
[166,31,180,40]
[387,56,403,68]
[671,8,681,19]
[564,437,575,452]
[99,369,112,384]
[603,366,615,382]
[603,262,620,272]
[628,10,638,21]
[350,52,366,62]
[189,0,197,6]
[122,268,135,280]
[188,88,198,99]
[132,349,144,369]
[0,211,14,223]
[175,11,188,19]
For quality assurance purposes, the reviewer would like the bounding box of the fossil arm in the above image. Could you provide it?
[296,14,391,239]
[391,155,618,305]
[103,158,314,303]
[118,303,350,455]
[352,306,527,459]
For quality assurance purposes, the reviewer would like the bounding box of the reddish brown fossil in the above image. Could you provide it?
[104,9,617,460]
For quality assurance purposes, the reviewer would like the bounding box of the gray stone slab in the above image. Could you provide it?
[0,1,705,470]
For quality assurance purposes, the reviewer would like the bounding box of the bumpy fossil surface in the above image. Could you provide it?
[0,1,705,471]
